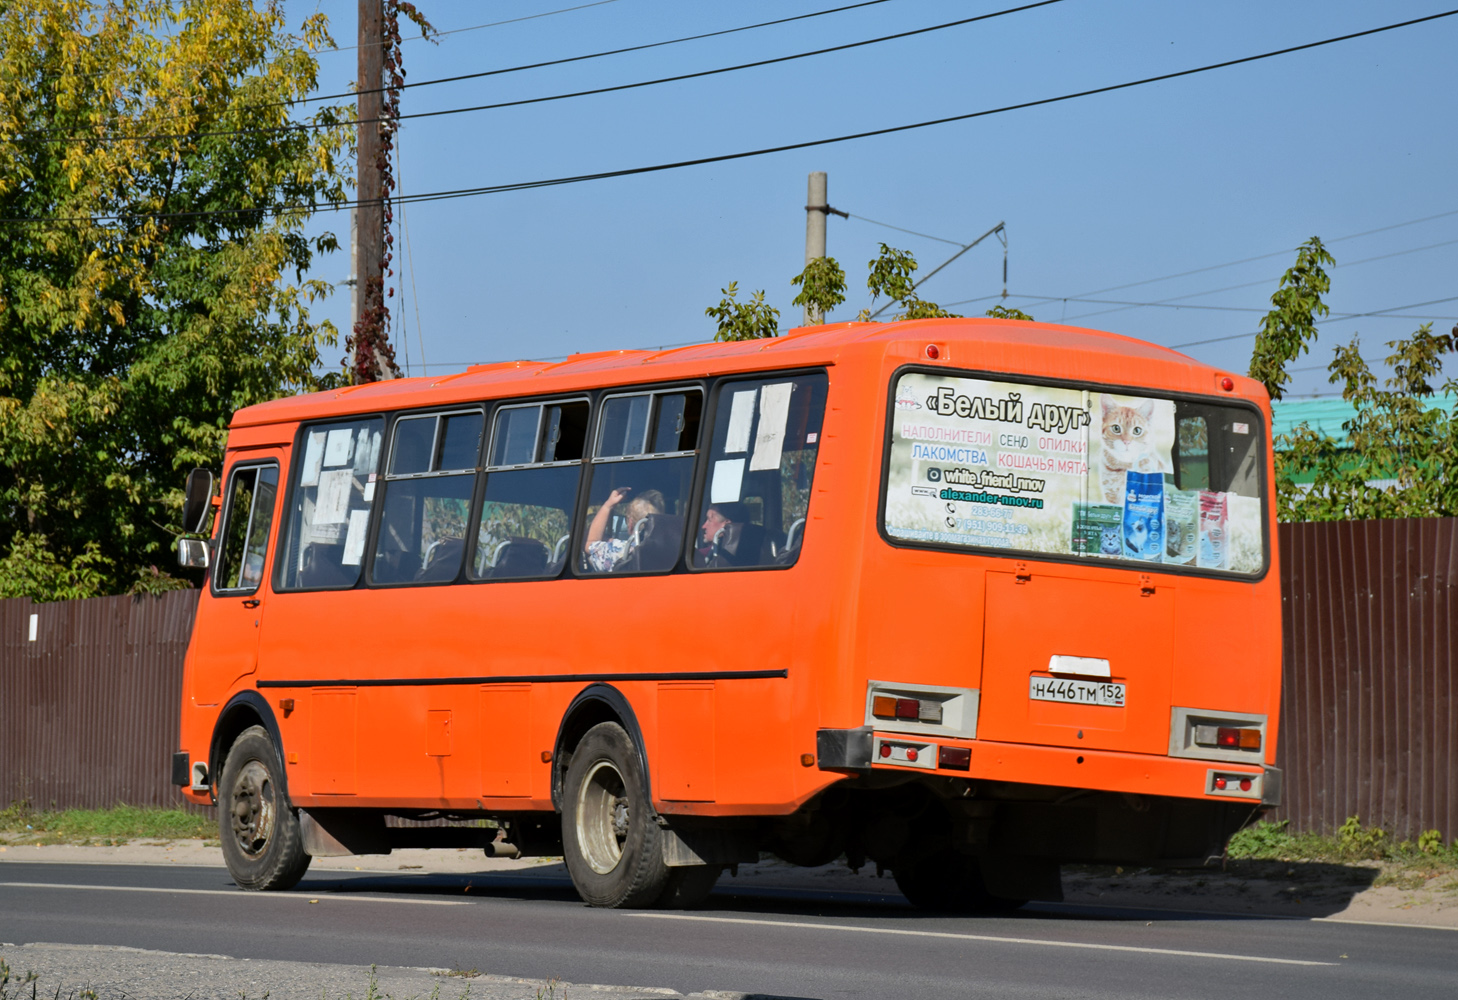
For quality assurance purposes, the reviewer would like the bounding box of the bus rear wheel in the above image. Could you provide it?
[562,722,671,908]
[219,725,311,891]
[894,849,1026,914]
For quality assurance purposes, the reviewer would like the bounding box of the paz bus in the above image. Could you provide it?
[173,317,1281,910]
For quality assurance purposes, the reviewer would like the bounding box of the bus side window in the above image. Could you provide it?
[473,399,589,580]
[214,464,279,593]
[372,410,483,586]
[279,418,385,590]
[581,389,702,575]
[693,372,828,570]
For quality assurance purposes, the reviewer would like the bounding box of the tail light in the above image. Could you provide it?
[871,695,943,725]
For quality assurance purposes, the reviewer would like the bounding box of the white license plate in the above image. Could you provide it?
[1029,676,1126,707]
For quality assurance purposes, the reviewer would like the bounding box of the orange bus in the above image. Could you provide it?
[174,317,1281,911]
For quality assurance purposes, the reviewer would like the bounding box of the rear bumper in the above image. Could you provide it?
[817,727,1280,806]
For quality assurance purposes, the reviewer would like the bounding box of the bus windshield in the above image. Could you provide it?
[883,370,1267,576]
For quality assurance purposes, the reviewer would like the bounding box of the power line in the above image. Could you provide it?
[1166,295,1458,350]
[25,1,903,141]
[7,9,1456,229]
[304,0,899,106]
[320,0,624,54]
[1073,207,1458,298]
[846,214,965,246]
[1055,233,1458,324]
[11,1,1064,146]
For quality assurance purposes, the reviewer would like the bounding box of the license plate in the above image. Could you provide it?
[1029,676,1126,707]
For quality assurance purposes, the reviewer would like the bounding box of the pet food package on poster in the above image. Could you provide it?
[1198,490,1229,570]
[1163,486,1198,567]
[1121,471,1165,562]
[1071,502,1123,556]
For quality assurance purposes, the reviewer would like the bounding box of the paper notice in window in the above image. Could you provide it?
[300,431,326,487]
[341,509,371,566]
[749,382,793,471]
[323,428,354,467]
[354,429,381,474]
[314,468,354,525]
[710,458,746,503]
[724,389,756,454]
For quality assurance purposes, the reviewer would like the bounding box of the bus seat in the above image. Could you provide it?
[617,513,684,572]
[705,521,768,568]
[415,537,464,582]
[491,537,550,578]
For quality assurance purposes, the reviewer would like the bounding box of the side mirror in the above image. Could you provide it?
[177,537,210,569]
[183,468,214,534]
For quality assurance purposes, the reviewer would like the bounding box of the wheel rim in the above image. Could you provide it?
[576,759,630,875]
[229,758,276,859]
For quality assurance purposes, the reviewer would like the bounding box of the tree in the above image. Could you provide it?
[705,282,780,342]
[1246,239,1458,521]
[791,256,846,325]
[985,304,1034,321]
[0,0,353,600]
[859,243,959,321]
[1248,236,1334,401]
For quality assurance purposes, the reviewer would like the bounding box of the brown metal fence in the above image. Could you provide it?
[3,519,1457,838]
[1,589,201,812]
[1274,517,1458,839]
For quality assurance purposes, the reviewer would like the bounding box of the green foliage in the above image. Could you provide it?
[1337,815,1389,859]
[0,0,353,600]
[0,802,213,842]
[1225,818,1294,858]
[791,256,847,325]
[1248,237,1334,401]
[1245,238,1458,521]
[860,243,960,321]
[985,304,1035,321]
[0,532,111,601]
[1277,323,1458,521]
[706,281,780,341]
[1417,829,1445,855]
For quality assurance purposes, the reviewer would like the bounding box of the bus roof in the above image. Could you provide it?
[231,317,1255,429]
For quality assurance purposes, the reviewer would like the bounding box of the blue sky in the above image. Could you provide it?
[282,0,1458,398]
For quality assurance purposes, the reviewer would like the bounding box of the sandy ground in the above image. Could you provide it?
[3,837,1456,929]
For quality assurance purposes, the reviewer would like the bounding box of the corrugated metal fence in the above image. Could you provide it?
[1274,518,1458,839]
[3,519,1457,837]
[1,589,201,812]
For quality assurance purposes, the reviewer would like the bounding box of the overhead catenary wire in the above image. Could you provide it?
[304,0,900,106]
[320,0,624,54]
[11,0,1066,146]
[21,1,904,140]
[6,9,1456,229]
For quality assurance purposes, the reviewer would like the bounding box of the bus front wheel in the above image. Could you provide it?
[562,722,671,907]
[218,725,311,891]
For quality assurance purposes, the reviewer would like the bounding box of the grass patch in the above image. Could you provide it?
[1225,816,1458,885]
[0,803,213,845]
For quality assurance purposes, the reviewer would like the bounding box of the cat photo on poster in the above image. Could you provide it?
[1091,394,1175,504]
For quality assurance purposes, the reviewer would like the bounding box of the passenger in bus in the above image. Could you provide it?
[583,487,665,572]
[695,501,764,568]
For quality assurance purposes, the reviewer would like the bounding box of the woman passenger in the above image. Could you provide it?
[583,487,665,572]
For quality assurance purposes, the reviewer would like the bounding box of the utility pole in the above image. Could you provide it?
[352,0,388,380]
[803,172,827,326]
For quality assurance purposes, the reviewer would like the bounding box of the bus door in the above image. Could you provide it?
[190,452,283,706]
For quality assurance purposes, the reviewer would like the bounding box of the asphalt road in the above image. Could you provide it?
[2,861,1455,1000]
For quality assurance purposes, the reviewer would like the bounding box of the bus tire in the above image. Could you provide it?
[894,850,1025,914]
[655,865,721,909]
[218,725,311,891]
[562,721,670,908]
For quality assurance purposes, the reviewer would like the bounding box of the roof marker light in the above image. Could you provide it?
[925,344,940,359]
[1220,376,1235,391]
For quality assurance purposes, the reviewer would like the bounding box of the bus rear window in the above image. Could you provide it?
[882,372,1266,576]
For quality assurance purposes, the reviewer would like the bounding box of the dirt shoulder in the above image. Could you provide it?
[3,837,1455,929]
